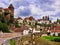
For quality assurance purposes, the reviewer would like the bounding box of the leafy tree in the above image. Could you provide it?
[0,21,10,32]
[57,19,60,22]
[9,15,14,23]
[2,23,10,33]
[15,21,21,28]
[0,14,2,21]
[31,25,36,29]
[0,21,3,31]
[7,21,11,25]
[46,24,51,28]
[1,16,7,23]
[37,23,45,27]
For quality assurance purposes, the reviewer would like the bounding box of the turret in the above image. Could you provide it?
[8,4,14,11]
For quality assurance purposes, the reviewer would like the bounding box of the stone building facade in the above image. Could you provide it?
[0,4,14,21]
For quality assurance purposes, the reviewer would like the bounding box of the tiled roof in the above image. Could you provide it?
[13,26,29,32]
[24,16,35,21]
[51,25,60,30]
[14,28,23,32]
[29,16,35,20]
[17,17,22,20]
[24,17,29,20]
[50,25,60,32]
[51,30,60,32]
[4,8,10,11]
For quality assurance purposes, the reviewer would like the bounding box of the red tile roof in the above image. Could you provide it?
[24,17,29,20]
[24,16,35,21]
[29,16,35,20]
[50,30,60,32]
[4,8,10,12]
[50,25,60,32]
[17,17,22,20]
[14,28,24,32]
[13,26,29,32]
[51,25,60,30]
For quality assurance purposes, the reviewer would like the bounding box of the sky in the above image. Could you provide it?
[0,0,60,22]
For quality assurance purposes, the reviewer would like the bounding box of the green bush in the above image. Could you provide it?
[51,38,60,42]
[42,36,60,42]
[0,22,10,32]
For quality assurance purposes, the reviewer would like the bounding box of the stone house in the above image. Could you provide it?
[0,4,14,21]
[50,25,60,36]
[24,16,36,25]
[16,17,23,26]
[37,16,51,24]
[50,30,60,36]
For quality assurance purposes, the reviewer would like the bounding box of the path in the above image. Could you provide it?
[0,33,22,45]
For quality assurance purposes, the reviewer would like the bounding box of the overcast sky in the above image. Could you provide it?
[0,0,60,22]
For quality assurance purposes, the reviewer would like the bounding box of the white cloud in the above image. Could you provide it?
[51,0,60,12]
[29,4,42,15]
[29,4,56,16]
[14,6,26,18]
[0,3,7,8]
[1,0,60,22]
[19,6,26,10]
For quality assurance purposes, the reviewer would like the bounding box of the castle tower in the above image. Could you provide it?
[8,4,14,11]
[45,16,49,20]
[8,4,14,17]
[43,16,49,20]
[8,4,14,23]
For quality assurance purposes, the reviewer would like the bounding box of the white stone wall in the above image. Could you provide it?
[50,32,58,36]
[23,30,29,35]
[38,20,50,24]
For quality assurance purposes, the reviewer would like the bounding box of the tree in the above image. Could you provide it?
[1,16,7,23]
[46,24,51,28]
[37,23,45,27]
[9,15,14,23]
[0,21,3,31]
[0,22,10,32]
[57,19,60,22]
[2,23,10,33]
[0,14,2,21]
[31,25,35,28]
[15,21,21,28]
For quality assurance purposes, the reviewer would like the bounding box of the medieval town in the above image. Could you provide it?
[0,1,60,45]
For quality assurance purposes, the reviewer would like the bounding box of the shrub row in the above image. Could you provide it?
[51,37,60,42]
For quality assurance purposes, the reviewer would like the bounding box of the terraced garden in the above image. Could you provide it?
[19,35,60,45]
[1,33,60,45]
